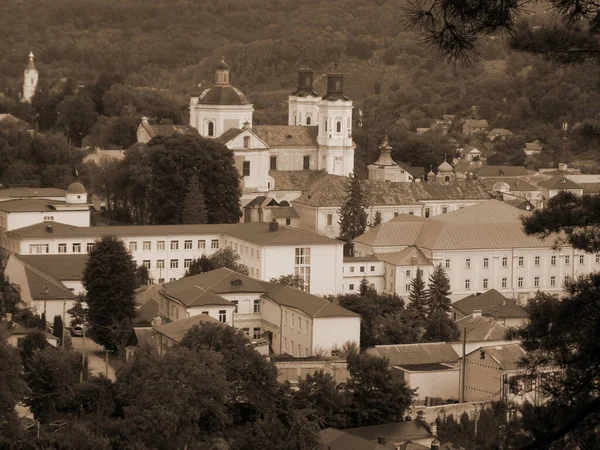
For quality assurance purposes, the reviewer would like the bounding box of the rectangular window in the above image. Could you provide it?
[58,243,67,253]
[87,243,95,253]
[424,208,430,218]
[483,278,488,289]
[253,299,261,313]
[198,240,206,249]
[303,155,310,170]
[518,256,524,266]
[73,243,81,253]
[534,256,540,266]
[502,257,508,267]
[349,266,355,273]
[253,327,261,339]
[211,240,219,249]
[169,278,177,282]
[143,241,151,251]
[442,206,448,214]
[243,161,250,176]
[158,278,165,284]
[445,259,451,269]
[565,255,570,265]
[551,255,556,266]
[129,241,137,252]
[291,315,295,329]
[326,213,333,226]
[170,241,179,250]
[157,260,165,269]
[370,265,375,272]
[349,283,355,290]
[270,156,277,170]
[285,218,291,225]
[251,248,255,258]
[283,338,287,352]
[184,259,192,268]
[465,279,470,289]
[256,269,260,278]
[231,300,238,313]
[285,311,288,324]
[242,327,250,336]
[518,277,523,288]
[360,266,365,272]
[250,267,254,277]
[243,136,250,149]
[502,277,507,288]
[405,270,411,277]
[465,258,471,269]
[550,276,556,287]
[596,254,600,264]
[219,310,226,323]
[483,257,489,268]
[534,276,539,287]
[405,284,411,291]
[564,276,569,285]
[157,241,165,250]
[170,259,178,269]
[579,255,585,264]
[298,318,302,331]
[184,240,192,250]
[29,244,49,254]
[43,215,54,221]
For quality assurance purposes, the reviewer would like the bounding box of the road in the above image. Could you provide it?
[70,337,123,381]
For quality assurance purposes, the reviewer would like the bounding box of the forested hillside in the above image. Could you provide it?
[2,0,600,172]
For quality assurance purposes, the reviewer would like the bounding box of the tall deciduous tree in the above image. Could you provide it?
[182,176,208,224]
[208,247,249,275]
[426,263,452,316]
[0,342,28,440]
[269,274,305,290]
[294,370,347,429]
[56,93,99,146]
[83,236,137,352]
[185,255,214,277]
[424,310,460,343]
[407,267,427,321]
[0,268,22,318]
[337,171,368,253]
[147,135,241,224]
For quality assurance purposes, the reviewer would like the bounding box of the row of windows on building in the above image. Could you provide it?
[283,337,310,357]
[458,275,569,291]
[343,264,377,274]
[325,205,463,226]
[284,310,310,334]
[231,299,262,314]
[243,155,312,176]
[228,241,261,260]
[137,258,260,278]
[346,282,375,291]
[450,254,599,269]
[28,239,222,255]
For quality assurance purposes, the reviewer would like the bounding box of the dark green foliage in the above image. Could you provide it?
[424,310,460,343]
[372,210,382,227]
[56,93,98,146]
[147,135,241,224]
[0,342,29,440]
[182,176,208,224]
[346,38,374,60]
[295,370,348,429]
[343,351,414,427]
[337,171,368,248]
[407,268,427,322]
[134,265,149,288]
[67,294,88,327]
[184,248,249,277]
[185,255,214,277]
[83,236,136,352]
[52,315,63,342]
[0,268,22,318]
[426,264,452,316]
[23,347,83,422]
[269,274,305,290]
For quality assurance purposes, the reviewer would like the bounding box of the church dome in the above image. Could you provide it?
[215,56,229,71]
[438,160,453,172]
[66,181,86,195]
[198,86,250,105]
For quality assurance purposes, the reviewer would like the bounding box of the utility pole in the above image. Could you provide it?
[61,298,66,348]
[80,320,86,383]
[460,326,467,402]
[105,351,109,378]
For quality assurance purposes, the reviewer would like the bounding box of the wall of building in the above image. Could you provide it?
[187,305,235,326]
[276,359,349,385]
[6,210,90,231]
[464,356,502,402]
[449,339,518,356]
[312,316,360,356]
[190,102,253,138]
[280,305,313,357]
[268,146,319,172]
[342,260,384,293]
[405,368,460,403]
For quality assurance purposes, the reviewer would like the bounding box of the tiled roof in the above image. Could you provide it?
[464,119,489,128]
[456,315,508,341]
[397,363,456,372]
[225,222,339,246]
[294,175,490,207]
[269,206,300,219]
[469,343,526,370]
[136,298,160,323]
[10,255,76,300]
[580,183,600,194]
[472,165,529,177]
[0,199,65,212]
[153,314,220,343]
[479,178,540,192]
[0,187,65,199]
[326,420,433,447]
[140,122,199,140]
[0,321,56,341]
[356,200,553,250]
[397,162,425,179]
[216,128,244,144]
[82,149,126,165]
[525,140,542,151]
[343,256,379,263]
[252,125,318,147]
[538,175,583,191]
[18,255,88,281]
[269,170,326,191]
[453,289,529,319]
[375,246,432,266]
[488,128,513,136]
[365,342,459,365]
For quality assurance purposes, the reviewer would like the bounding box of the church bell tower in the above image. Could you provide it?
[22,51,38,103]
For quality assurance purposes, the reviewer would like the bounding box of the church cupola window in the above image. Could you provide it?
[207,121,215,137]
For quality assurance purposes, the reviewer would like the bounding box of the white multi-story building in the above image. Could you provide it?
[352,200,598,302]
[3,220,343,296]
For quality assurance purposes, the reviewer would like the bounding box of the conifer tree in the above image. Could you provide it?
[426,263,452,316]
[372,210,382,227]
[407,268,427,321]
[182,176,207,224]
[337,171,368,253]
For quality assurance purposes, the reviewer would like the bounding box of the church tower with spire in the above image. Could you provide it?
[22,51,38,103]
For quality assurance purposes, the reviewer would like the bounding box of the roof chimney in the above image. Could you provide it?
[45,224,53,233]
[430,421,437,436]
[269,219,279,232]
[473,309,482,318]
[151,315,162,327]
[377,436,386,445]
[431,439,441,450]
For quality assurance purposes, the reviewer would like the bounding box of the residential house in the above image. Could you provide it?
[471,165,529,179]
[537,175,584,199]
[136,116,199,144]
[0,317,58,347]
[365,343,460,403]
[462,119,489,135]
[135,267,360,357]
[451,313,515,355]
[459,145,482,161]
[353,200,599,302]
[17,254,88,295]
[487,128,513,141]
[479,178,542,208]
[523,140,542,156]
[3,220,344,296]
[463,343,558,405]
[452,289,528,327]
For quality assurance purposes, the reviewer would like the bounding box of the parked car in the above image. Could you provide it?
[71,325,83,337]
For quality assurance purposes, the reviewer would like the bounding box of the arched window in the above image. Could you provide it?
[306,116,311,125]
[445,176,450,182]
[324,121,328,132]
[243,136,250,148]
[207,121,214,137]
[336,121,341,133]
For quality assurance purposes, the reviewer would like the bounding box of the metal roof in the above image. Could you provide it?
[467,343,527,370]
[365,342,459,366]
[456,315,508,342]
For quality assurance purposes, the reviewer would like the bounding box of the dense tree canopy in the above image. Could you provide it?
[337,171,368,251]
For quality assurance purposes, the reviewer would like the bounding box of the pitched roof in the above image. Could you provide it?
[453,289,529,319]
[456,315,508,341]
[480,178,540,192]
[153,314,220,342]
[269,206,300,219]
[225,222,339,246]
[488,128,513,136]
[0,199,66,212]
[525,140,542,151]
[0,187,65,199]
[0,321,56,341]
[398,162,425,179]
[136,298,160,323]
[323,421,434,449]
[140,122,199,140]
[9,255,76,300]
[469,343,526,370]
[538,175,583,191]
[269,170,327,191]
[18,255,88,281]
[375,246,432,266]
[365,342,459,366]
[464,119,489,128]
[252,125,318,147]
[355,200,555,250]
[216,127,244,144]
[294,175,490,208]
[472,166,529,177]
